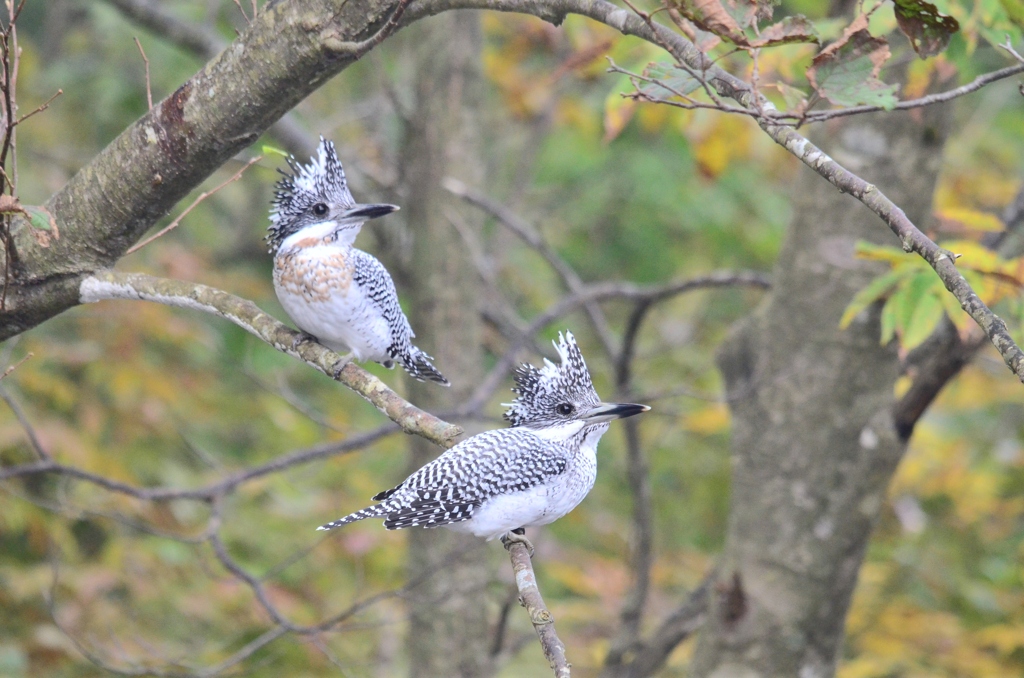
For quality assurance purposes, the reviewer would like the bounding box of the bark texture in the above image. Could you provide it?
[395,12,493,678]
[690,107,951,677]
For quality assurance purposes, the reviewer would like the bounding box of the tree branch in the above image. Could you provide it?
[0,423,397,501]
[602,299,654,672]
[506,542,572,678]
[444,177,619,359]
[413,0,1024,384]
[454,271,770,419]
[77,270,462,446]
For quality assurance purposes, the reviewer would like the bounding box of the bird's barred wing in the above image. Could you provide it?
[378,430,569,530]
[350,250,414,358]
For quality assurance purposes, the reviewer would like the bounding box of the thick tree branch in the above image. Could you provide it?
[77,270,462,446]
[506,542,572,678]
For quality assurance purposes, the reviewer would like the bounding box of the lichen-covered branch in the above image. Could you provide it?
[79,270,462,446]
[506,542,572,678]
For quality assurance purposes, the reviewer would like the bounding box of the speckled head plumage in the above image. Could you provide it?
[266,137,397,253]
[503,331,601,429]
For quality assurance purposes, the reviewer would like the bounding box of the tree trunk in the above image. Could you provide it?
[690,106,951,677]
[396,12,493,678]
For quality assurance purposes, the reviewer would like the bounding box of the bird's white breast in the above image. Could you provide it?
[273,242,390,361]
[448,424,609,540]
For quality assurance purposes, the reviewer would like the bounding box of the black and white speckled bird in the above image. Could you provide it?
[317,332,649,548]
[267,137,449,386]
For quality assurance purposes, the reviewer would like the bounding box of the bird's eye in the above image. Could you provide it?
[556,403,574,416]
[312,202,328,217]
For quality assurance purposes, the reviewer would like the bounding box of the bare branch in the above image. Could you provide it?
[802,63,1024,123]
[0,380,47,460]
[319,0,412,59]
[0,346,29,379]
[104,0,223,59]
[126,155,261,254]
[505,542,571,678]
[77,270,462,446]
[444,177,619,358]
[456,271,770,418]
[133,37,152,110]
[13,87,61,126]
[999,37,1024,64]
[614,571,714,678]
[0,419,397,501]
[603,299,654,672]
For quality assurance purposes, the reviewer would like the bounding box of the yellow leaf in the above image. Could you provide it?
[936,207,1004,232]
[603,90,636,142]
[683,404,730,434]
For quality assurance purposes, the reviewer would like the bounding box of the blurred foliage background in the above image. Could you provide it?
[0,0,1022,676]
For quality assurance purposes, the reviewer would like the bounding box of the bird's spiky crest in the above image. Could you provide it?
[265,137,355,252]
[503,331,598,427]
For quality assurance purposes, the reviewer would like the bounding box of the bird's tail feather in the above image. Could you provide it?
[400,346,450,386]
[317,504,390,531]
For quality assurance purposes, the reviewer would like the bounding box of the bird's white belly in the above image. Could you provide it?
[448,470,597,541]
[274,282,390,362]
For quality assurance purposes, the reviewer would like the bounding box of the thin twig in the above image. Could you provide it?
[0,346,29,379]
[321,0,413,59]
[412,0,1024,381]
[801,62,1024,123]
[506,542,571,677]
[231,0,251,25]
[14,88,61,126]
[0,379,48,460]
[444,177,618,358]
[999,36,1024,64]
[133,37,152,110]
[0,423,397,500]
[454,271,771,418]
[126,156,261,254]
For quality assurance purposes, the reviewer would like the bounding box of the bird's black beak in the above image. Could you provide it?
[345,203,400,220]
[582,402,651,423]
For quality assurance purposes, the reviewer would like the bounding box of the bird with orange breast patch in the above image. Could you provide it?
[266,138,449,386]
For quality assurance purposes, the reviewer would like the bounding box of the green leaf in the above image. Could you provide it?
[893,0,960,58]
[807,28,899,109]
[855,240,920,266]
[893,270,939,337]
[902,291,945,349]
[261,144,289,158]
[881,296,898,345]
[24,205,56,232]
[1002,0,1024,29]
[840,267,911,329]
